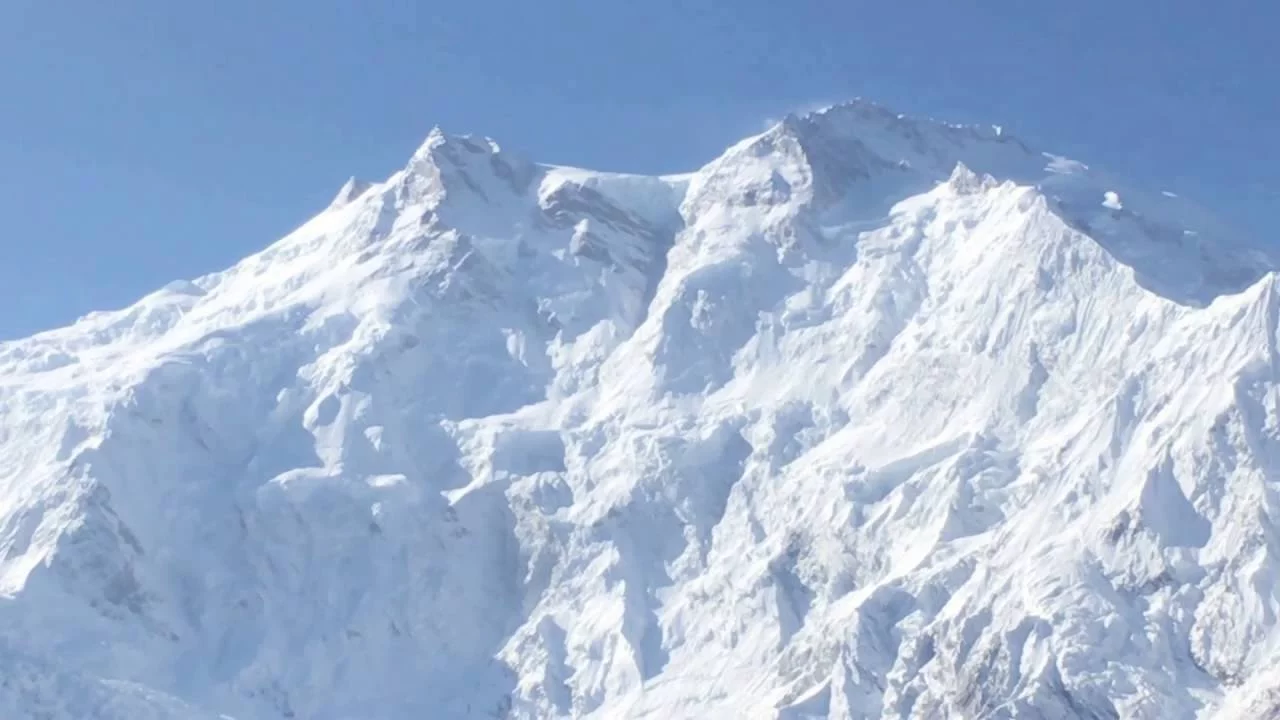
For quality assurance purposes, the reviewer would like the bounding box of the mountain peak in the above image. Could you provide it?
[327,176,373,209]
[398,127,538,212]
[3,98,1279,719]
[945,161,999,193]
[413,125,503,161]
[771,97,1035,171]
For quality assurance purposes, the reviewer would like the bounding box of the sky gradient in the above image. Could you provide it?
[3,1,1276,339]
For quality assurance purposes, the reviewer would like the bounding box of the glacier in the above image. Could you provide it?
[2,99,1280,719]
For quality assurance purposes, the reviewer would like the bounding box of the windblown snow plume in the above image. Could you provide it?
[2,100,1279,719]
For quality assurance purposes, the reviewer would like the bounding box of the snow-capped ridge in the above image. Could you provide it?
[774,97,1040,179]
[538,166,689,232]
[4,98,1280,719]
[327,176,373,209]
[945,162,999,194]
[401,126,539,209]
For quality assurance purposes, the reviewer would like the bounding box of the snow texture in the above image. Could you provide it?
[2,98,1279,719]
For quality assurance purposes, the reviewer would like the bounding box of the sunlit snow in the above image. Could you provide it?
[1,99,1277,719]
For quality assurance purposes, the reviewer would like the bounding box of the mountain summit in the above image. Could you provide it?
[2,100,1278,719]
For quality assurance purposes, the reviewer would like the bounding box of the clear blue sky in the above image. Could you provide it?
[3,1,1276,340]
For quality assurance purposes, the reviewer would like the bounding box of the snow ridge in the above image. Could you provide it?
[1,99,1278,719]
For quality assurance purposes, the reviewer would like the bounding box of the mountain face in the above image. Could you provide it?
[2,100,1279,719]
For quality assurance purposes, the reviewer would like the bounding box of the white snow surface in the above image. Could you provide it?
[3,99,1280,719]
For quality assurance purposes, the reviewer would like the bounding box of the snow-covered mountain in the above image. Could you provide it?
[3,99,1279,719]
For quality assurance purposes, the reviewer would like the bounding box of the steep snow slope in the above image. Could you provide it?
[2,100,1278,719]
